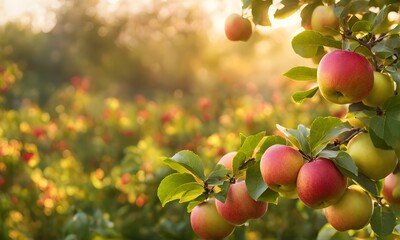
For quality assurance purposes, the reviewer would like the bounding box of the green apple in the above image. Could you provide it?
[323,185,373,231]
[217,151,236,174]
[362,72,395,107]
[345,111,368,129]
[297,158,347,209]
[260,144,305,193]
[311,5,339,35]
[215,181,268,225]
[382,173,400,205]
[317,50,374,104]
[347,132,398,180]
[224,14,252,42]
[190,198,235,239]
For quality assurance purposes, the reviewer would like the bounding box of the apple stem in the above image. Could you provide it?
[298,149,313,162]
[239,157,255,171]
[341,29,388,71]
[326,128,366,151]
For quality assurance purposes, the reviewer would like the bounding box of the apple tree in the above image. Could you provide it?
[157,0,400,239]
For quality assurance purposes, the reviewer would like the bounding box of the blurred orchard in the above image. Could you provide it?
[0,0,375,239]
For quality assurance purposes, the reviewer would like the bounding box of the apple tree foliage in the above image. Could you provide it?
[157,0,400,239]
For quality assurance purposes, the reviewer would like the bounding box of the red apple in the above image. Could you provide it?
[217,151,237,174]
[260,144,305,194]
[190,198,235,239]
[297,158,347,209]
[215,181,268,225]
[317,50,374,104]
[382,173,400,205]
[224,14,252,42]
[323,185,373,231]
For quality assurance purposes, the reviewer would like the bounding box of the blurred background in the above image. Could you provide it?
[0,0,346,239]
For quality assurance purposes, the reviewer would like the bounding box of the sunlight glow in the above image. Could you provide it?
[1,0,300,34]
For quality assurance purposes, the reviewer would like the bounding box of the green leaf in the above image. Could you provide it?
[309,117,351,156]
[333,151,358,177]
[372,41,395,59]
[239,131,266,158]
[370,205,397,237]
[257,188,279,204]
[179,184,206,203]
[339,0,369,21]
[274,0,300,19]
[276,124,311,155]
[206,164,231,185]
[351,173,379,197]
[283,66,317,81]
[388,24,400,35]
[213,181,231,203]
[232,151,247,175]
[242,0,253,9]
[318,150,339,159]
[369,96,400,148]
[186,194,208,213]
[245,162,268,201]
[372,5,389,33]
[164,150,206,181]
[252,0,273,26]
[292,86,319,103]
[292,30,341,58]
[351,20,372,33]
[157,173,203,206]
[233,131,266,174]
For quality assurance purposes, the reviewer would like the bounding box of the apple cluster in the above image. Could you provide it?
[260,141,399,233]
[190,136,399,239]
[190,152,268,239]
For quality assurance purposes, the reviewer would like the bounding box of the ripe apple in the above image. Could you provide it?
[362,72,395,107]
[323,185,373,231]
[297,158,347,209]
[215,181,268,225]
[260,144,305,193]
[382,173,400,205]
[347,132,398,180]
[317,50,374,104]
[190,198,235,239]
[311,5,339,35]
[217,151,237,174]
[224,14,252,42]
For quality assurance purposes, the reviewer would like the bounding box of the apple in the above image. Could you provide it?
[217,151,237,174]
[297,158,347,209]
[224,14,252,42]
[382,173,400,205]
[347,132,398,180]
[317,50,374,104]
[215,181,268,225]
[362,72,395,107]
[260,144,305,193]
[190,198,235,239]
[323,185,373,231]
[345,111,368,129]
[311,5,339,35]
